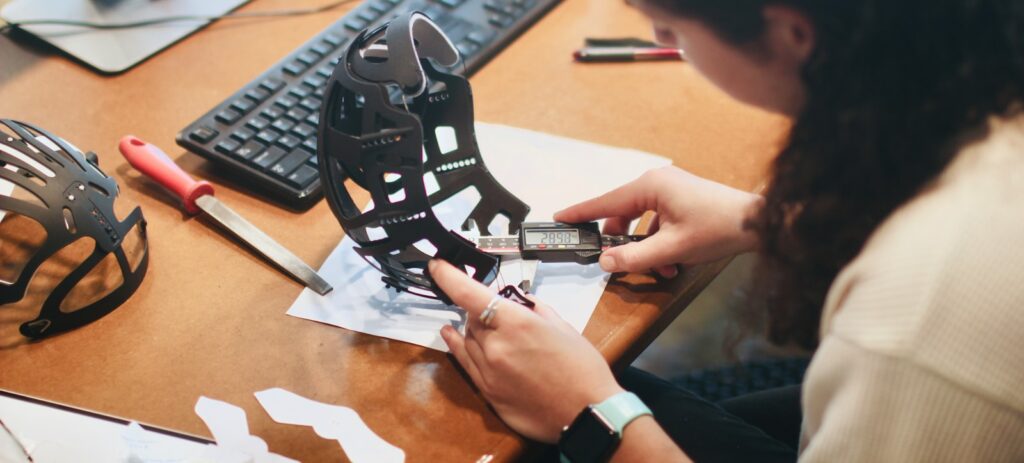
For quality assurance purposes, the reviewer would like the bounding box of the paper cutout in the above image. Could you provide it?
[193,397,297,463]
[286,123,672,351]
[254,388,405,463]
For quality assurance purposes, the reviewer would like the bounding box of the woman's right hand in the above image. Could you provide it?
[554,166,763,277]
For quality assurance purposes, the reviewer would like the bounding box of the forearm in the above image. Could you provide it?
[610,416,691,463]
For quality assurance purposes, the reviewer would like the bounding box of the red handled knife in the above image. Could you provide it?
[119,136,332,295]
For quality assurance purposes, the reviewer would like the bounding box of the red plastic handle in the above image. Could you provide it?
[118,136,214,215]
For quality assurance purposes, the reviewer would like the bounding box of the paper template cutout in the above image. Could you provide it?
[254,388,405,463]
[194,397,297,463]
[286,123,672,351]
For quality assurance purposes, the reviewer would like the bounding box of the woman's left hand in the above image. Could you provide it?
[431,259,624,443]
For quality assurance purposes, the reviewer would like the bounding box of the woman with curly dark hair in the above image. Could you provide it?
[428,0,1024,461]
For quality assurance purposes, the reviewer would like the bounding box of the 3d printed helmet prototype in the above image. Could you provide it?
[0,120,148,339]
[317,12,529,302]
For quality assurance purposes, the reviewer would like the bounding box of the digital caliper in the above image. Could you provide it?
[474,222,645,292]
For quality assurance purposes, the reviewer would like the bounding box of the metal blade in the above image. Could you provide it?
[518,259,539,293]
[195,195,333,295]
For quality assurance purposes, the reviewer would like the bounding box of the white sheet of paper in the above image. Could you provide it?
[254,388,404,463]
[0,391,211,463]
[193,397,297,463]
[286,123,671,351]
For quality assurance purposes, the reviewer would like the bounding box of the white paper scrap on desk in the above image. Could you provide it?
[254,388,404,463]
[193,397,297,463]
[0,390,213,463]
[286,123,672,351]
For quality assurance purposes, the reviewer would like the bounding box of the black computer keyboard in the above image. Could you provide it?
[177,0,560,210]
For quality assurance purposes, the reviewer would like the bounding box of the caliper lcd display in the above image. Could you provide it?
[524,229,581,245]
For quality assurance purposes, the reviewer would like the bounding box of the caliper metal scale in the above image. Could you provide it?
[475,222,645,292]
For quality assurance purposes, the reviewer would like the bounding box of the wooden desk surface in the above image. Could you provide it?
[0,1,785,461]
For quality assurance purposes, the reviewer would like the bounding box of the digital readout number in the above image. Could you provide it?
[525,230,580,245]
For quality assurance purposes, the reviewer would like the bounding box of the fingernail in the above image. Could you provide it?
[428,259,439,271]
[599,254,618,272]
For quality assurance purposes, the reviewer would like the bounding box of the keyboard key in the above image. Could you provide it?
[322,32,347,47]
[271,118,296,133]
[245,117,271,131]
[287,107,311,121]
[259,78,285,93]
[231,128,256,142]
[261,105,286,120]
[466,28,498,46]
[303,75,327,89]
[486,3,518,16]
[302,137,318,152]
[215,138,241,155]
[277,134,303,150]
[253,146,288,170]
[234,140,266,160]
[310,40,334,56]
[256,129,282,145]
[269,149,312,178]
[286,164,319,188]
[289,85,313,99]
[283,60,307,76]
[189,126,219,143]
[245,87,271,103]
[306,154,319,167]
[316,65,335,78]
[344,17,369,31]
[230,98,256,114]
[368,0,394,14]
[305,112,320,126]
[292,123,317,139]
[300,97,321,112]
[357,9,381,22]
[275,95,299,109]
[488,14,514,28]
[297,51,320,66]
[215,109,241,125]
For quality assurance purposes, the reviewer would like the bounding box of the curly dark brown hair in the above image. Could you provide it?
[646,0,1024,349]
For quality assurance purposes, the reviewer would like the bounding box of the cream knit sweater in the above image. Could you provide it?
[799,116,1024,461]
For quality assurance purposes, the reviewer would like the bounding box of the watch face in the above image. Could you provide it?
[560,407,619,462]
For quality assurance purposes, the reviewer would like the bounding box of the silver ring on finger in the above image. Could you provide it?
[479,294,502,328]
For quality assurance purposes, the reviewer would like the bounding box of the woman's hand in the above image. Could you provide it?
[431,259,623,443]
[555,166,763,277]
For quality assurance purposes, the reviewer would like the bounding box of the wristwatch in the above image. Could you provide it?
[558,391,652,463]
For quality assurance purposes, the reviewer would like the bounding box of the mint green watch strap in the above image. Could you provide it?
[558,392,653,463]
[593,391,653,435]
